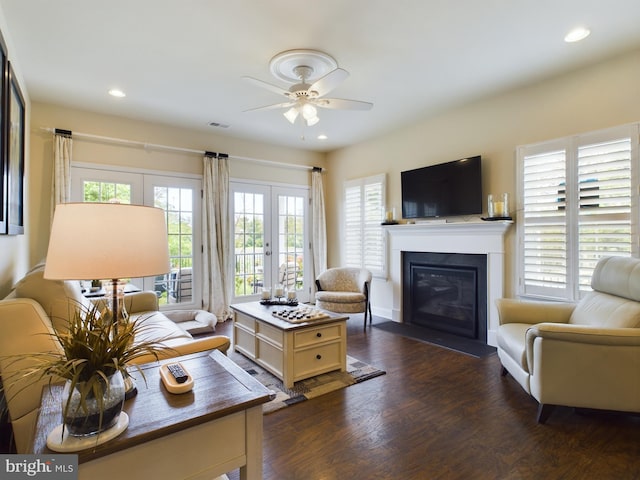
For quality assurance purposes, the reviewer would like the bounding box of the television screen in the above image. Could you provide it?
[401,156,482,219]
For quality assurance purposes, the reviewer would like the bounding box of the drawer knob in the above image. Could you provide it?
[316,332,322,337]
[316,354,322,360]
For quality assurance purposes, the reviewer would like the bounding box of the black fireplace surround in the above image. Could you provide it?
[402,251,488,342]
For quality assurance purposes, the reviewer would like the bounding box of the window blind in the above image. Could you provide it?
[344,174,386,277]
[518,124,638,301]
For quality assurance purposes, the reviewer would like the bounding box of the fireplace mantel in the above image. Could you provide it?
[385,220,512,346]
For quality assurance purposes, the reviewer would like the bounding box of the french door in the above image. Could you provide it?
[71,166,202,310]
[230,181,310,304]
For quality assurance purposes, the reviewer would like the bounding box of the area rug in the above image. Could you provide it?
[229,350,386,414]
[373,321,497,358]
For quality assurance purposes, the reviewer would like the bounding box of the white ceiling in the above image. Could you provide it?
[2,0,640,152]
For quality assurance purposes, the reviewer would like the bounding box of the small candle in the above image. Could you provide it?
[287,290,296,300]
[275,286,284,297]
[494,201,505,217]
[261,288,271,300]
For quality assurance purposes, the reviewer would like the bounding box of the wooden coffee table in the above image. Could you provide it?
[231,302,348,388]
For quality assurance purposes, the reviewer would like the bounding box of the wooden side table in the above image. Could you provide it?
[31,350,272,480]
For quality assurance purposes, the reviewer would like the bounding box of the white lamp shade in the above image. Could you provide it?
[44,203,170,280]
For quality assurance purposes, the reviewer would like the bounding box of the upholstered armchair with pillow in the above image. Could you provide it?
[315,267,372,326]
[0,264,230,453]
[496,256,640,423]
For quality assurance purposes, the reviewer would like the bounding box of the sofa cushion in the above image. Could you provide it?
[569,291,640,328]
[315,291,366,304]
[131,311,193,345]
[14,263,93,333]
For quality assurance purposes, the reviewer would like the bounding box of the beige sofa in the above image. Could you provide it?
[0,264,230,453]
[496,256,640,423]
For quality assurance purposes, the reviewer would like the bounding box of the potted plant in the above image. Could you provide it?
[4,300,172,439]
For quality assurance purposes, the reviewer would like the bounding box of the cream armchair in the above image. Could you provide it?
[315,267,372,326]
[496,256,640,423]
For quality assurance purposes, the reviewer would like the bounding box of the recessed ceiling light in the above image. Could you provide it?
[108,88,126,98]
[317,134,328,140]
[564,27,590,43]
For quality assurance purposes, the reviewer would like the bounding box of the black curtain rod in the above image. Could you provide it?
[55,128,72,136]
[312,166,323,172]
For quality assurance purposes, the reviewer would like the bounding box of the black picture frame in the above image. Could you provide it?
[0,32,7,235]
[6,61,24,235]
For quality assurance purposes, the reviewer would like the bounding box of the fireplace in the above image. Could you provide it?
[386,221,511,347]
[403,252,487,341]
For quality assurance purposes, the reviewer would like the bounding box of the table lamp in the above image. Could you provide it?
[44,202,170,397]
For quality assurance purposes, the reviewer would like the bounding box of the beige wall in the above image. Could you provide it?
[0,102,324,298]
[0,10,30,297]
[325,48,640,315]
[1,38,638,310]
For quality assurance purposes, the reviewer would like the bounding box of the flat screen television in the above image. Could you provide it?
[401,155,482,219]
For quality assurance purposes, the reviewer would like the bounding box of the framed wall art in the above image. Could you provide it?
[0,32,7,234]
[6,61,25,235]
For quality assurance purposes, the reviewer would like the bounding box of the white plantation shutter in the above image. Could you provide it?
[344,183,363,268]
[344,174,386,277]
[517,124,639,301]
[576,136,633,290]
[520,146,568,299]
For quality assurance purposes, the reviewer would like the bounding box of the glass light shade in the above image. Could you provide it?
[301,103,317,120]
[305,115,319,126]
[44,203,170,281]
[283,107,299,124]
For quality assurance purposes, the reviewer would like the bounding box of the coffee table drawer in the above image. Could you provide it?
[293,341,342,378]
[294,324,342,348]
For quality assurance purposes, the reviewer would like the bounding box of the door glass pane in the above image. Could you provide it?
[234,191,265,296]
[153,186,194,306]
[277,194,304,292]
[83,181,131,204]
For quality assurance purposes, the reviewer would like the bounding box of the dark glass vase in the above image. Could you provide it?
[62,371,125,437]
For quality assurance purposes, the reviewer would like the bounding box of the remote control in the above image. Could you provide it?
[167,363,189,383]
[160,361,194,394]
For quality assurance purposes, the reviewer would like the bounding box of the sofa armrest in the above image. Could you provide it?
[525,323,640,412]
[526,323,640,349]
[496,298,575,326]
[128,335,231,365]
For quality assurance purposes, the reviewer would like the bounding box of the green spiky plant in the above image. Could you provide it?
[3,300,173,437]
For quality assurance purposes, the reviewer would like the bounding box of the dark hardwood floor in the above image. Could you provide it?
[217,314,640,480]
[2,315,637,479]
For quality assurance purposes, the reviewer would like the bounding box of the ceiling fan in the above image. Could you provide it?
[243,49,373,126]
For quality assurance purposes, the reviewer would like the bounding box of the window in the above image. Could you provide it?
[230,181,310,304]
[344,174,386,277]
[517,123,639,301]
[71,166,202,309]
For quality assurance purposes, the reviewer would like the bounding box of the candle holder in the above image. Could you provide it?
[487,193,511,220]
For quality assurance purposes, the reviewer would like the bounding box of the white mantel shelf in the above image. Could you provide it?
[384,219,512,236]
[385,219,513,347]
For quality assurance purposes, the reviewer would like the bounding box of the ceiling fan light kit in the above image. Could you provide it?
[244,49,373,127]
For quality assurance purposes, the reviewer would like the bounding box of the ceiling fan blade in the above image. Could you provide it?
[243,101,295,113]
[242,76,292,98]
[309,68,349,97]
[316,98,373,111]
